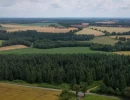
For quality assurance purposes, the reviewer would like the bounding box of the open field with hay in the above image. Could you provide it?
[81,94,120,100]
[88,36,118,45]
[0,83,60,100]
[76,28,104,36]
[1,24,77,33]
[0,45,28,51]
[0,47,109,54]
[90,26,130,33]
[114,51,130,55]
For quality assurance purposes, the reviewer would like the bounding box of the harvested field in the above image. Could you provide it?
[0,45,28,51]
[90,26,130,33]
[76,28,104,36]
[0,83,60,100]
[114,51,130,55]
[1,24,77,33]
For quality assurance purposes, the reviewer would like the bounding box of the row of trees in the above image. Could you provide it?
[0,54,129,95]
[0,30,94,41]
[89,41,130,52]
[2,38,32,47]
[33,40,92,49]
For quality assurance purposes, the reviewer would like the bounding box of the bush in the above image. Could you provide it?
[60,90,72,100]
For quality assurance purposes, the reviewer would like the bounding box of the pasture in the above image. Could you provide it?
[110,35,130,39]
[81,94,120,100]
[0,47,109,54]
[88,36,118,45]
[0,83,60,100]
[0,40,3,46]
[76,28,104,36]
[0,45,28,51]
[1,24,77,33]
[90,26,130,33]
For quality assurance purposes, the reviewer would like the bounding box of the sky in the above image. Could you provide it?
[0,0,130,18]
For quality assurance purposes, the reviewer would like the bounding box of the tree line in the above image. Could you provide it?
[33,40,92,49]
[0,30,94,41]
[0,54,129,96]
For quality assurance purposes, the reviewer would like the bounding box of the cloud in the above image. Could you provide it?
[0,0,130,17]
[0,0,16,7]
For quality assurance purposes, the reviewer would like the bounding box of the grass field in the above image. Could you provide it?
[110,35,130,39]
[0,83,60,100]
[88,36,118,45]
[0,45,28,51]
[0,40,3,46]
[1,24,77,33]
[90,26,130,33]
[0,47,109,54]
[76,28,104,36]
[81,94,120,100]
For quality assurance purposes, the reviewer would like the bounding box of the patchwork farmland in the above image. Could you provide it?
[1,24,77,33]
[90,26,130,33]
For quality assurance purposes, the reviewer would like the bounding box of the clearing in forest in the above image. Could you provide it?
[76,28,104,36]
[89,36,118,45]
[90,26,130,33]
[0,45,28,51]
[0,83,60,100]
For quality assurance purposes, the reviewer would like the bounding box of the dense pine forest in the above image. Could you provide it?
[0,54,129,96]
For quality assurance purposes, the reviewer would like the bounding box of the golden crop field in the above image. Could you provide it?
[1,24,77,33]
[76,28,104,36]
[0,83,61,100]
[90,26,130,33]
[114,51,130,55]
[0,45,28,51]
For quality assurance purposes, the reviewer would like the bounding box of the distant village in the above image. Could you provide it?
[71,23,89,28]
